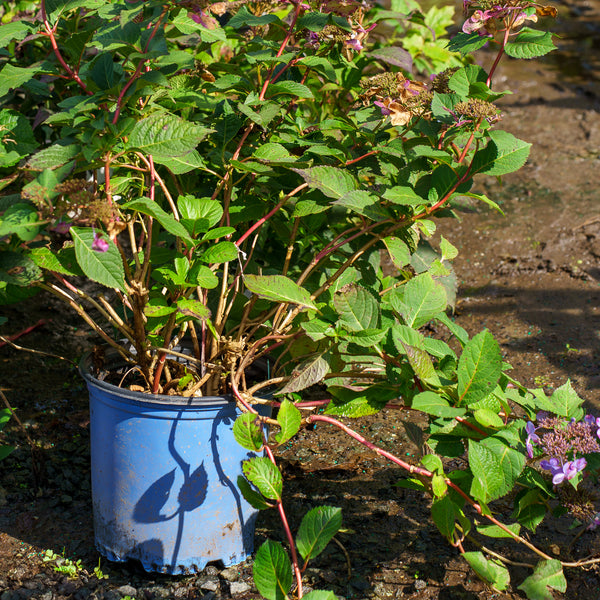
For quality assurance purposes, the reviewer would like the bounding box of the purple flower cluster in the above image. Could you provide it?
[525,412,600,487]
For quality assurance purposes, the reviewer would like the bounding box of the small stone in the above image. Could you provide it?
[199,579,219,592]
[229,581,251,595]
[117,585,137,597]
[39,592,53,600]
[204,566,220,577]
[414,579,427,591]
[219,566,240,582]
[173,587,190,599]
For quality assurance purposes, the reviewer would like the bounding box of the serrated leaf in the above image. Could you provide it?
[294,166,357,200]
[0,204,41,242]
[333,284,378,332]
[463,551,510,591]
[155,149,206,174]
[505,28,556,60]
[198,241,238,264]
[471,130,531,177]
[122,198,194,245]
[518,559,566,600]
[412,392,466,418]
[243,457,282,501]
[535,380,584,420]
[383,236,410,270]
[245,274,317,310]
[367,46,412,70]
[333,190,389,220]
[233,413,264,451]
[458,330,502,405]
[432,473,448,497]
[421,453,444,474]
[296,506,342,562]
[383,185,425,206]
[325,385,395,417]
[253,540,292,600]
[278,355,330,395]
[70,227,126,292]
[0,64,36,96]
[402,273,447,328]
[448,32,490,54]
[127,113,212,158]
[275,399,302,444]
[26,144,80,170]
[403,343,440,386]
[469,437,526,502]
[474,408,504,429]
[236,476,273,510]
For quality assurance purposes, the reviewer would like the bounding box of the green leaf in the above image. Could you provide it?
[245,274,317,310]
[325,385,395,417]
[382,185,425,206]
[457,330,502,405]
[0,252,42,286]
[301,592,338,600]
[469,437,526,502]
[471,130,531,177]
[383,237,411,270]
[505,28,557,60]
[333,284,378,332]
[0,64,36,97]
[236,476,273,510]
[26,144,80,170]
[127,113,212,159]
[474,408,504,429]
[412,392,466,418]
[275,399,302,444]
[198,241,238,264]
[432,473,448,497]
[448,32,489,54]
[476,522,521,539]
[296,506,342,562]
[333,190,390,220]
[267,81,314,99]
[421,454,443,474]
[448,65,488,97]
[431,495,456,538]
[0,204,41,242]
[298,56,337,82]
[29,247,82,277]
[463,551,510,591]
[534,380,584,420]
[243,457,282,501]
[122,198,194,246]
[518,560,566,600]
[0,21,35,47]
[253,540,292,600]
[156,150,206,174]
[233,413,264,451]
[278,355,330,395]
[294,166,357,200]
[176,298,210,321]
[403,344,440,386]
[70,228,126,292]
[228,6,282,28]
[401,273,447,328]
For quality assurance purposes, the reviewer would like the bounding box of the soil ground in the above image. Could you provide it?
[2,2,600,599]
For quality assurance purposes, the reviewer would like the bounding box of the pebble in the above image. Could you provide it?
[229,581,251,595]
[414,579,427,591]
[116,585,137,597]
[198,579,219,592]
[219,566,240,582]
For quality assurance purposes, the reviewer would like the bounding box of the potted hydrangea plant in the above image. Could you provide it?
[2,0,598,598]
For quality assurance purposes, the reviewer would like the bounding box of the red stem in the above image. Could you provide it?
[112,8,168,124]
[235,183,307,247]
[0,320,47,349]
[41,0,92,96]
[345,150,379,167]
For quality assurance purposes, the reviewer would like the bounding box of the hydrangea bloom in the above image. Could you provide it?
[540,457,587,485]
[525,421,540,458]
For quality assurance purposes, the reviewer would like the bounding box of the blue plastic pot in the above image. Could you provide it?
[80,352,263,574]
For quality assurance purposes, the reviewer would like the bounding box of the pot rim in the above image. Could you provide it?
[79,348,235,407]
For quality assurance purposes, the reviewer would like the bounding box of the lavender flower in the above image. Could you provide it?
[92,231,109,253]
[540,457,587,485]
[525,421,540,458]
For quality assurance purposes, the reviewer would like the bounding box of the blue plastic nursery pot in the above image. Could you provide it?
[80,352,263,574]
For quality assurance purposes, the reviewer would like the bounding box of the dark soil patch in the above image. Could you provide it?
[3,1,600,598]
